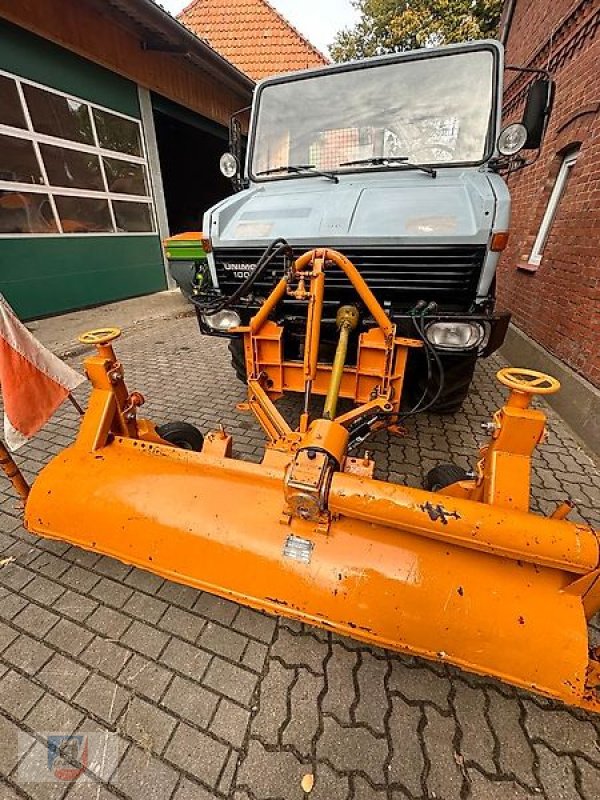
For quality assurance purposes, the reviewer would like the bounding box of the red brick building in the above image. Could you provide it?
[498,0,599,407]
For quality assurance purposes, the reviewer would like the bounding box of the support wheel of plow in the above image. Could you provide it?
[156,422,204,452]
[424,463,469,492]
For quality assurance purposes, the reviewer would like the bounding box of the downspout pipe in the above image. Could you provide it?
[500,0,517,45]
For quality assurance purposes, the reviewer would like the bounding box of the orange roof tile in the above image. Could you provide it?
[178,0,329,81]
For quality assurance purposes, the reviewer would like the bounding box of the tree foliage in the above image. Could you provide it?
[330,0,503,62]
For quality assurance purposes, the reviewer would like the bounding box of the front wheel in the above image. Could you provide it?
[228,338,247,384]
[411,351,478,414]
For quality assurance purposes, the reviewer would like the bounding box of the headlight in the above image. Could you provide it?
[219,152,239,179]
[425,321,485,351]
[202,309,241,332]
[497,123,528,156]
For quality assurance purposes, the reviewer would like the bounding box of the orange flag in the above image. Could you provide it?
[0,294,84,451]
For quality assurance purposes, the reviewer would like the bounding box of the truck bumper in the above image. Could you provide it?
[197,304,511,358]
[396,310,511,358]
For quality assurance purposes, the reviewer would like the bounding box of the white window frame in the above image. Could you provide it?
[529,149,579,266]
[0,67,156,238]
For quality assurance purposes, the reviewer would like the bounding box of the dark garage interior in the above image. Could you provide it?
[153,105,233,235]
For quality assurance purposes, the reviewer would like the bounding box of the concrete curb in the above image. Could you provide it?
[59,308,196,360]
[501,323,600,456]
[26,290,195,359]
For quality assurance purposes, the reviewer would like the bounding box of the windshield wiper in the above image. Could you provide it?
[255,164,338,183]
[339,156,437,178]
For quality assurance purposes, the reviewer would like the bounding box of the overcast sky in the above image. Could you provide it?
[162,0,359,54]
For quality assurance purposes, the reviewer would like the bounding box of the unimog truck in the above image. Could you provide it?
[196,39,553,411]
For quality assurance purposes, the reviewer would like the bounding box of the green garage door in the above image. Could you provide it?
[0,19,166,319]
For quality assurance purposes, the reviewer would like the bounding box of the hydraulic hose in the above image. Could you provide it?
[347,301,446,450]
[407,304,446,415]
[192,238,293,315]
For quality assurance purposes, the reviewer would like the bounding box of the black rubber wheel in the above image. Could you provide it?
[228,338,247,384]
[156,421,204,452]
[412,351,478,414]
[424,463,469,492]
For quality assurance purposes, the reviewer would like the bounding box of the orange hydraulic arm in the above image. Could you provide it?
[235,248,422,450]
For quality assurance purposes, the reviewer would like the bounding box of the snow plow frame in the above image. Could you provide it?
[18,249,600,712]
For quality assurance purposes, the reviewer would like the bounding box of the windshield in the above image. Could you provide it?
[251,49,496,179]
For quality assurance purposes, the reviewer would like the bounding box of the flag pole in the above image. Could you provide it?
[68,393,84,415]
[0,440,29,501]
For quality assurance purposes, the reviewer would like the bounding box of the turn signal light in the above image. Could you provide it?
[201,236,212,253]
[490,232,510,252]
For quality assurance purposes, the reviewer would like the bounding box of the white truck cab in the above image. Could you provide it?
[198,40,553,411]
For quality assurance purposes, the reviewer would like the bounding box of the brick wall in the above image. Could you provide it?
[498,0,600,387]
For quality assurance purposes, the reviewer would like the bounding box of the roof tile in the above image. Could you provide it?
[178,0,329,80]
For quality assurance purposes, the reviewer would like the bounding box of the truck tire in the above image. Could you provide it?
[168,262,196,301]
[228,339,247,384]
[413,351,478,414]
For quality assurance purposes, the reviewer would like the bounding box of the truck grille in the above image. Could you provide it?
[213,246,485,310]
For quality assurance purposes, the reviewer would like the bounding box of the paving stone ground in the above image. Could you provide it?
[0,313,599,800]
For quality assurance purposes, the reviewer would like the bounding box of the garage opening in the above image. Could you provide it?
[152,97,232,235]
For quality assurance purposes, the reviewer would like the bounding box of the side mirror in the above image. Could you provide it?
[521,78,555,150]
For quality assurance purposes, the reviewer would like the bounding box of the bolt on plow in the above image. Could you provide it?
[7,248,600,711]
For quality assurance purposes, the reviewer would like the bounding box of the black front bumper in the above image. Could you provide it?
[195,302,511,358]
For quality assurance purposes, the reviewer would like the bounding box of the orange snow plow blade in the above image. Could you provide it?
[19,249,600,711]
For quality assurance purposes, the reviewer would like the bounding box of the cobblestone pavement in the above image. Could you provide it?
[1,315,599,800]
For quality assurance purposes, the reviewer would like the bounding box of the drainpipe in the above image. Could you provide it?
[500,0,517,45]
